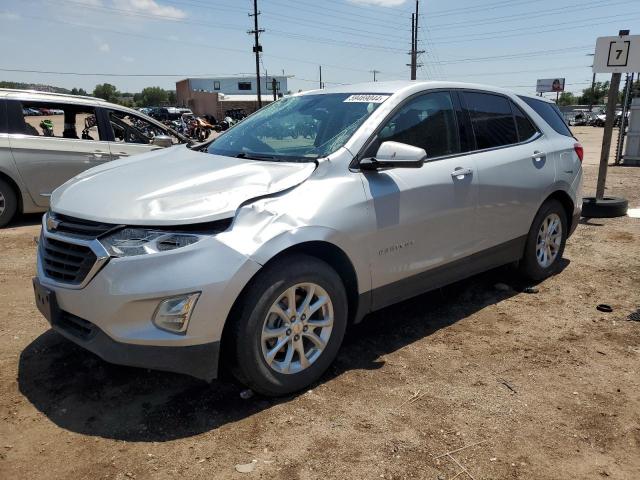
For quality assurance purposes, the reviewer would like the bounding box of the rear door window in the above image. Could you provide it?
[511,102,539,143]
[14,101,102,140]
[463,92,518,150]
[519,96,573,137]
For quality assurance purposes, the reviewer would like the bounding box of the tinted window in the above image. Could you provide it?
[238,82,252,91]
[519,96,573,137]
[464,92,517,149]
[16,101,103,140]
[378,91,460,158]
[511,102,538,142]
[0,101,6,134]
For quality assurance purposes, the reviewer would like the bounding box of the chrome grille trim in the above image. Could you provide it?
[38,214,111,289]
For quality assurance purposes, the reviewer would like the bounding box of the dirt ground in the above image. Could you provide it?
[1,127,639,480]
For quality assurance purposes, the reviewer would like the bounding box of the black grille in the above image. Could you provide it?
[55,311,97,340]
[50,214,117,239]
[40,236,97,285]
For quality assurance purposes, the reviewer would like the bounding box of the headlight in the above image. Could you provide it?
[100,228,207,257]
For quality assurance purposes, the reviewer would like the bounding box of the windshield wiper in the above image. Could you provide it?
[235,152,278,161]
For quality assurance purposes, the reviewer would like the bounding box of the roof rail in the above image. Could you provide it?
[0,88,105,102]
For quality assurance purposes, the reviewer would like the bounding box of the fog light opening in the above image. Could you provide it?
[152,292,200,334]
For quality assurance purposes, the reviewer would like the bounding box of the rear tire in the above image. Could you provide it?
[519,199,567,282]
[229,254,348,396]
[0,179,18,228]
[581,196,628,218]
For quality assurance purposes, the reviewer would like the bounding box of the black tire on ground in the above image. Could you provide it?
[0,178,18,228]
[581,196,628,218]
[229,254,348,396]
[518,199,568,282]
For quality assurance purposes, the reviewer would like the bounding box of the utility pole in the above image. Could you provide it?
[319,65,323,89]
[272,77,277,101]
[407,1,423,80]
[589,71,596,111]
[408,13,416,80]
[370,70,380,82]
[248,0,264,108]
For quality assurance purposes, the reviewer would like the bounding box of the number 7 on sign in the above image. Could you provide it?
[607,40,630,67]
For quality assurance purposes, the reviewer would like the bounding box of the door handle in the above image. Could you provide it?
[451,167,473,179]
[532,151,546,162]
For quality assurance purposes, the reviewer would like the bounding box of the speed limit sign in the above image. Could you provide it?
[593,34,640,73]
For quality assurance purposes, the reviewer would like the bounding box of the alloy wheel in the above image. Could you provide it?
[536,213,562,268]
[261,283,334,374]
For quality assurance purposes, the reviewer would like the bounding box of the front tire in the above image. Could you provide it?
[229,254,347,396]
[0,179,18,228]
[519,199,567,282]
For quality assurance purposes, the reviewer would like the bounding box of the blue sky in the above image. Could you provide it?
[0,0,638,98]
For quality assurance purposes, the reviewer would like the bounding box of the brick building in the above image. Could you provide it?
[176,76,289,120]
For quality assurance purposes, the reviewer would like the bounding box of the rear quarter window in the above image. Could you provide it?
[519,96,573,137]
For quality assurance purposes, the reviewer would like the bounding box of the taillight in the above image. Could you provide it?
[573,143,584,162]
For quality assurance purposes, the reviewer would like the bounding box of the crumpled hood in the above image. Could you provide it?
[51,145,316,225]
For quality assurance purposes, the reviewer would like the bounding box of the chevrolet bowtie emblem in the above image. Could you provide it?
[46,216,61,232]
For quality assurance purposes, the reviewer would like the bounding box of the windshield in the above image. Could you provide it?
[207,93,389,161]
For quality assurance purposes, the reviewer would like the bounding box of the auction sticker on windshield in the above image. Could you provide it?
[343,94,390,103]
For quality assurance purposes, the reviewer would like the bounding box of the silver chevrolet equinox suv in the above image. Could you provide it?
[33,81,583,396]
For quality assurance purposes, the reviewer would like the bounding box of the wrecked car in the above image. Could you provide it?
[33,81,582,396]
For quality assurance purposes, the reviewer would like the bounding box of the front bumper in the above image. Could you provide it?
[35,277,220,380]
[35,224,261,380]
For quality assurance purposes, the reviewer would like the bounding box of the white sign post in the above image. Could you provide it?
[593,35,640,73]
[591,32,639,202]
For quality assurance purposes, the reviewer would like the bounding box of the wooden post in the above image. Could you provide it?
[595,72,622,199]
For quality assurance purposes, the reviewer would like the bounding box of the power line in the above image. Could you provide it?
[428,0,635,31]
[438,45,593,65]
[0,68,253,77]
[38,0,408,54]
[428,13,640,44]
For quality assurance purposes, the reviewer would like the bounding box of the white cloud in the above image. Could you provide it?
[112,0,187,20]
[75,0,104,5]
[99,43,110,52]
[121,55,135,63]
[347,0,407,6]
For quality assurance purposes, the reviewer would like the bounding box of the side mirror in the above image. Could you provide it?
[152,135,173,148]
[360,141,426,170]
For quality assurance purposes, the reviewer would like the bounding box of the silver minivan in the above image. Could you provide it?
[0,89,187,227]
[33,81,583,396]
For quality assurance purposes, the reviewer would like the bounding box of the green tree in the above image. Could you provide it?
[93,83,119,102]
[578,81,611,105]
[70,87,88,96]
[139,86,168,107]
[167,90,176,105]
[557,92,576,106]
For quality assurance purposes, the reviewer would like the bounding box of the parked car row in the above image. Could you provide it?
[22,107,64,116]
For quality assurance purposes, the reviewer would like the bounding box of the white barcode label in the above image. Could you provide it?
[343,94,390,103]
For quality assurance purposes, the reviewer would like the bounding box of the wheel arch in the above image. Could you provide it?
[0,169,23,215]
[544,190,575,233]
[218,240,363,376]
